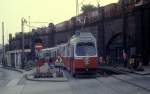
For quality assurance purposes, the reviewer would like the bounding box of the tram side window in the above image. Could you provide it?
[67,46,70,57]
[49,52,51,58]
[56,50,58,57]
[55,50,57,58]
[46,53,49,57]
[64,46,67,57]
[62,47,65,56]
[71,46,74,58]
[69,47,71,57]
[52,51,54,59]
[54,51,56,58]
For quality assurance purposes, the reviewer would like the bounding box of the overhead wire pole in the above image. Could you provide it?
[97,0,106,60]
[20,17,49,69]
[76,0,79,16]
[21,18,27,69]
[28,16,31,32]
[2,22,5,66]
[21,18,24,69]
[122,0,128,67]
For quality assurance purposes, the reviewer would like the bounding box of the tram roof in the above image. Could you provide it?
[42,47,58,51]
[57,43,67,47]
[69,32,96,44]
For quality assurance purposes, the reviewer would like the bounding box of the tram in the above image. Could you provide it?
[61,32,98,76]
[42,47,58,63]
[41,32,98,76]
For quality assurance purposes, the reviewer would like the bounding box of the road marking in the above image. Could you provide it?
[6,79,20,87]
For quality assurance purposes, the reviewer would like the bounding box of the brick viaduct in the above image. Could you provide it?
[8,1,150,65]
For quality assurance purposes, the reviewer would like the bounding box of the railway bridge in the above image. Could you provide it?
[8,1,150,66]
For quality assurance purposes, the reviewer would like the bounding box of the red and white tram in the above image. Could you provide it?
[42,47,58,63]
[41,32,98,76]
[62,32,98,76]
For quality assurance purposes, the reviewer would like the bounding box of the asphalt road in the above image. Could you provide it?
[0,68,150,94]
[0,68,22,87]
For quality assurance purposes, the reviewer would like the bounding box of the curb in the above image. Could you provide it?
[99,66,150,76]
[24,74,68,82]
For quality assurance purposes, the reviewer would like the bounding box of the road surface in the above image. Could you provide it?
[0,68,150,94]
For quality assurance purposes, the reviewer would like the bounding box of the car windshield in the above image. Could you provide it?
[76,42,96,56]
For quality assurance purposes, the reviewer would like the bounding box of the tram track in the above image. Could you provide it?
[95,77,150,94]
[63,67,150,94]
[97,67,150,92]
[111,74,150,92]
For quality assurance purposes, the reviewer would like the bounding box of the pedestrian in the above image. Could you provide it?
[136,54,144,71]
[128,55,135,71]
[123,50,128,67]
[49,57,55,68]
[106,56,109,64]
[99,56,103,65]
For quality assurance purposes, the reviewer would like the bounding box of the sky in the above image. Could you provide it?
[0,0,118,44]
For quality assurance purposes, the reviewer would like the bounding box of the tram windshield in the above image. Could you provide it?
[76,42,96,56]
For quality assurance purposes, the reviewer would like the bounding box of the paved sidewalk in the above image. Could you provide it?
[116,66,150,75]
[133,66,150,75]
[98,65,150,75]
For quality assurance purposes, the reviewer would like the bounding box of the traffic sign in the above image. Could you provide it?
[35,43,43,51]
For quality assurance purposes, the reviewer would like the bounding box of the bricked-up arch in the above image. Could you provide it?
[106,32,135,65]
[106,32,134,51]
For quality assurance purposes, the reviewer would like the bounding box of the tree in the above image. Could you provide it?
[81,4,97,13]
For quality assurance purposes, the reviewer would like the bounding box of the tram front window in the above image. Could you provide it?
[76,42,96,56]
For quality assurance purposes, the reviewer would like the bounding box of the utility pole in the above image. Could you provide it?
[76,0,79,16]
[97,1,105,60]
[102,6,105,59]
[122,0,127,67]
[2,22,5,66]
[21,18,27,69]
[28,16,31,32]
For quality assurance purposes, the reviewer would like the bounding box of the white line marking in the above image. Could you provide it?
[6,79,20,87]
